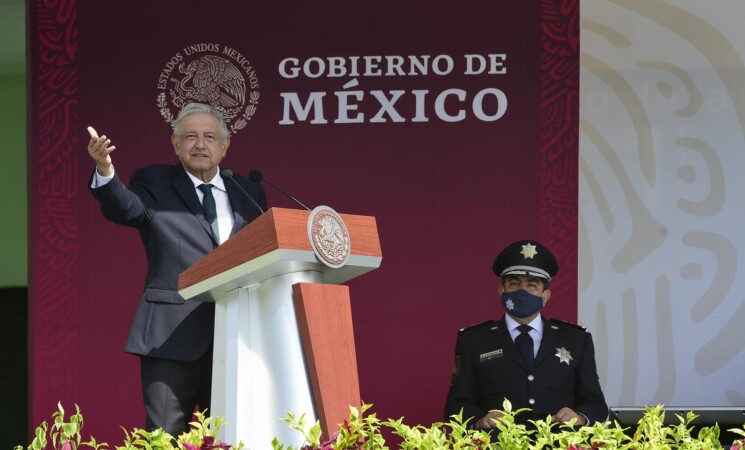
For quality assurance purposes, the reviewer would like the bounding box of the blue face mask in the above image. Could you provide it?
[501,289,544,318]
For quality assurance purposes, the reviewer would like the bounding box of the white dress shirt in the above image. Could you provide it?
[505,313,543,358]
[186,169,234,245]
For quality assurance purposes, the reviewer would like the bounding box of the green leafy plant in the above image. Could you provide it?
[385,412,507,450]
[273,404,388,450]
[729,425,745,450]
[15,402,745,450]
[272,412,324,450]
[14,403,103,450]
[179,411,241,450]
[114,427,173,450]
[334,404,387,450]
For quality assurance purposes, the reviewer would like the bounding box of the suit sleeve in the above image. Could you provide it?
[444,332,487,425]
[574,333,609,424]
[89,169,152,228]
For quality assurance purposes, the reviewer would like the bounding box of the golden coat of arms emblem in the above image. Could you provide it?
[307,206,351,268]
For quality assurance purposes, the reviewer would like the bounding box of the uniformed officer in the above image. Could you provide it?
[444,240,608,431]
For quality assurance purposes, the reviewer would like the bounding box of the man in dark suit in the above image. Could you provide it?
[87,103,266,437]
[444,240,608,431]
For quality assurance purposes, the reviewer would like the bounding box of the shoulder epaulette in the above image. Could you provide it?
[549,318,586,331]
[459,320,497,333]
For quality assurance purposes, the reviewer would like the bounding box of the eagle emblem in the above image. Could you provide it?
[156,43,260,136]
[308,206,351,269]
[174,55,246,109]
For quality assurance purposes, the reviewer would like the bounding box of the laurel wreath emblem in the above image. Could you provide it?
[155,45,260,135]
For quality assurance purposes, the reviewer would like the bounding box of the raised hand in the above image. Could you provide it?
[87,126,116,177]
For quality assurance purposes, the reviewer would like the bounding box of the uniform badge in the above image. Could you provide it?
[480,349,503,362]
[555,347,573,365]
[450,355,461,384]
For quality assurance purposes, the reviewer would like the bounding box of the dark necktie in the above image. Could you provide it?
[198,183,219,243]
[515,324,534,366]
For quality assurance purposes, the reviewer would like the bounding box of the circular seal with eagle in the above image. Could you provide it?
[307,206,351,269]
[156,43,260,136]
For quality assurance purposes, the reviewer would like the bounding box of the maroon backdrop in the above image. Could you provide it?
[28,0,578,444]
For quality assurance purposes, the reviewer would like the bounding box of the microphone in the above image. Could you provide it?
[220,168,264,215]
[249,169,311,211]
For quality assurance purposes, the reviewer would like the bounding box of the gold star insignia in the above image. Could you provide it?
[555,347,572,365]
[521,243,538,259]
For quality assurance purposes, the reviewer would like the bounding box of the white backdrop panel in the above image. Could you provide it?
[579,0,745,408]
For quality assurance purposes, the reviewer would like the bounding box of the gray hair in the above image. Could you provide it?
[173,103,230,140]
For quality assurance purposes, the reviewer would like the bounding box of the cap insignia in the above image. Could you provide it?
[521,243,538,259]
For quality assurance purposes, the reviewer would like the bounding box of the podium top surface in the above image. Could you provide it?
[178,207,382,301]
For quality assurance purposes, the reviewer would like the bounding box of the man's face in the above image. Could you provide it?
[499,275,547,296]
[498,274,551,321]
[172,113,229,182]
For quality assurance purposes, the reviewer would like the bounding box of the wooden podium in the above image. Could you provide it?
[178,208,382,449]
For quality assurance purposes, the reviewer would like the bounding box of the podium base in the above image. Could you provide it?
[212,271,322,449]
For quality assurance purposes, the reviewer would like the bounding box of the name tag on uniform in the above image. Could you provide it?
[480,349,503,362]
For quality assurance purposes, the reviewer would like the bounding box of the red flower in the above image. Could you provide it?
[318,430,340,450]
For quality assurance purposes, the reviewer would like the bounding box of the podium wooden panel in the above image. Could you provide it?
[293,283,360,436]
[178,207,381,449]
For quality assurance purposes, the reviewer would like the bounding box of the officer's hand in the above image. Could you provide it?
[87,126,116,177]
[474,411,503,429]
[552,407,586,426]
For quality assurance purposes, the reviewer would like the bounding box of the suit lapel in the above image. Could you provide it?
[224,177,250,237]
[171,164,216,244]
[494,316,530,368]
[534,317,556,366]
